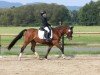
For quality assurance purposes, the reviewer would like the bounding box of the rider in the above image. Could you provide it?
[40,10,51,42]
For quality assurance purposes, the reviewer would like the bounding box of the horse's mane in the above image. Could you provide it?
[54,25,69,30]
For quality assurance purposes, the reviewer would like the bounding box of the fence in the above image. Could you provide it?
[0,32,100,46]
[1,32,100,36]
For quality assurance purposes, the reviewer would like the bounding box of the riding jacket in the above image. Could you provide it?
[41,16,51,28]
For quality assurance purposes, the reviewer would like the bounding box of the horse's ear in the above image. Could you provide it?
[70,26,74,29]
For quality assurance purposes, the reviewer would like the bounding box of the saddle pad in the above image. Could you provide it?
[38,30,53,39]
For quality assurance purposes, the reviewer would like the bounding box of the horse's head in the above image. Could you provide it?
[55,25,73,40]
[66,26,74,40]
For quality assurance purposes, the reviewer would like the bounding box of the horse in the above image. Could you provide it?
[7,25,73,60]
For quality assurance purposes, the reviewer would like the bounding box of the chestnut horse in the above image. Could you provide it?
[8,25,73,60]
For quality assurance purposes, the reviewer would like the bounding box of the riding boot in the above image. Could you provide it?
[45,32,50,42]
[44,31,48,41]
[44,30,47,38]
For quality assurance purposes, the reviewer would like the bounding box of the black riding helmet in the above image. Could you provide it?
[40,10,46,16]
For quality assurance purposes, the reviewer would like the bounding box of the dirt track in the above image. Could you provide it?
[0,55,100,75]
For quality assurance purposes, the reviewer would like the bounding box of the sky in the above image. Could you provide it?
[0,0,98,6]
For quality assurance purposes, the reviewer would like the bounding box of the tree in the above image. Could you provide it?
[0,3,71,26]
[71,10,79,25]
[78,1,100,26]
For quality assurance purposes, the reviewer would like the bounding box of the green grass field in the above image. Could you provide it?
[0,26,100,55]
[0,26,100,34]
[1,46,100,56]
[0,26,100,46]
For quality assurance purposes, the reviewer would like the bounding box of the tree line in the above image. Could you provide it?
[0,1,99,26]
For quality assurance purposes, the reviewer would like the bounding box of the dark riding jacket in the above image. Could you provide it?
[41,16,50,27]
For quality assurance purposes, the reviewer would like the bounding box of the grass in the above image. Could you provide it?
[1,46,100,56]
[0,27,38,34]
[66,34,100,44]
[74,26,100,32]
[0,26,100,46]
[0,26,100,34]
[0,26,100,55]
[1,34,100,47]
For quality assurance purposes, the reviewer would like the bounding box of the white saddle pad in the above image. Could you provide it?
[38,28,53,39]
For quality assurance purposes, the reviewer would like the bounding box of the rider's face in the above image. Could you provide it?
[43,13,47,17]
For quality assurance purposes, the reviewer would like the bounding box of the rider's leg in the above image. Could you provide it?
[44,30,50,41]
[44,27,51,41]
[48,27,51,38]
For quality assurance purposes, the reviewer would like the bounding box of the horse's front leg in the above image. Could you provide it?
[44,46,52,59]
[31,47,39,59]
[56,44,66,59]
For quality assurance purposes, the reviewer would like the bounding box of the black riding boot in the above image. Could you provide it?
[44,31,50,42]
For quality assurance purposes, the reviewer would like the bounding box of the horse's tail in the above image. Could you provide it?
[7,29,27,50]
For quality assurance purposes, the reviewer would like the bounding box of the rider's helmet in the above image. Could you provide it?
[40,10,46,16]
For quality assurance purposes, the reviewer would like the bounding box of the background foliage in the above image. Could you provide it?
[0,1,99,26]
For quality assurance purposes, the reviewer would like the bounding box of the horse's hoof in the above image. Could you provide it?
[35,57,40,59]
[0,56,3,59]
[66,57,73,60]
[39,58,44,60]
[62,57,66,59]
[54,55,61,58]
[44,58,48,60]
[17,57,21,61]
[61,54,66,59]
[18,58,21,61]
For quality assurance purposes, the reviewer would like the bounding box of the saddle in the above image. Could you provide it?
[38,27,53,39]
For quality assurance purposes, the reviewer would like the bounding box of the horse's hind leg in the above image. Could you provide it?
[31,40,39,59]
[18,42,29,61]
[31,40,36,53]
